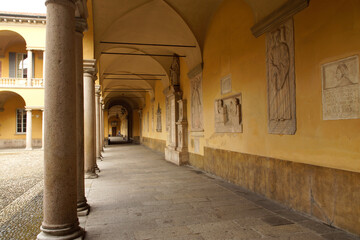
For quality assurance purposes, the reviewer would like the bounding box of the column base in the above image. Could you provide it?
[25,147,33,151]
[94,163,101,172]
[85,172,98,179]
[37,225,84,240]
[77,201,90,216]
[165,147,189,166]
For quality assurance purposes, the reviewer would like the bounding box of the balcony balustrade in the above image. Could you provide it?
[0,78,44,88]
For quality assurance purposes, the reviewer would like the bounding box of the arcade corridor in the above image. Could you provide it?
[81,145,358,240]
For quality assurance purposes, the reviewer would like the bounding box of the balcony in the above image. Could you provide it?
[0,78,44,88]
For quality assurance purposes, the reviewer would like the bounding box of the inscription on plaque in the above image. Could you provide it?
[221,74,232,95]
[322,55,360,120]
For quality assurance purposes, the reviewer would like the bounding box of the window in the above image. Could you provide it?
[16,53,28,78]
[16,109,26,133]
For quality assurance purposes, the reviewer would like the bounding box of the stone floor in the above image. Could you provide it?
[0,145,359,240]
[82,145,360,240]
[0,148,43,240]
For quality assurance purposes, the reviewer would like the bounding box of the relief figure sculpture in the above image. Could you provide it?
[335,63,354,87]
[229,98,241,125]
[170,54,180,86]
[268,28,291,121]
[191,76,202,129]
[216,99,228,124]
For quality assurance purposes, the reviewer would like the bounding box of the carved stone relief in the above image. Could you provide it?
[322,55,360,120]
[156,103,162,132]
[169,54,180,86]
[189,65,204,131]
[221,74,232,95]
[266,18,296,135]
[166,97,170,132]
[151,103,154,132]
[176,100,188,152]
[215,93,243,133]
[147,111,149,132]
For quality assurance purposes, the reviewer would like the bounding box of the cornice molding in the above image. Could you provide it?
[251,0,310,38]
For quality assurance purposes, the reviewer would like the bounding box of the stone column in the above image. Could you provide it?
[84,60,98,179]
[100,102,104,152]
[75,18,90,216]
[42,51,46,86]
[37,0,84,239]
[41,109,44,150]
[95,86,101,160]
[27,49,33,87]
[25,108,32,150]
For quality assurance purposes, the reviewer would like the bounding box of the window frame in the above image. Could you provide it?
[16,108,27,134]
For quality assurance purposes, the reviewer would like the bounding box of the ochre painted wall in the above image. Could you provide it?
[0,24,46,50]
[0,95,42,140]
[199,0,360,173]
[141,80,167,142]
[132,110,140,137]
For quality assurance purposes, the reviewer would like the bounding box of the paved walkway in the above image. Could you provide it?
[0,148,43,240]
[82,145,359,240]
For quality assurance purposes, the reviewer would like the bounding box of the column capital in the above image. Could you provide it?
[83,59,97,79]
[75,17,87,33]
[45,0,75,9]
[95,85,101,95]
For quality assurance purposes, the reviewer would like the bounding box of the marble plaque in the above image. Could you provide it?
[147,111,149,132]
[189,66,204,131]
[165,98,170,132]
[151,104,154,132]
[214,93,243,133]
[266,18,296,135]
[221,74,232,95]
[322,55,360,120]
[156,103,162,132]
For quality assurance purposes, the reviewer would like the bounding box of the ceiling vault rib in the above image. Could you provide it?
[104,78,162,81]
[101,52,186,58]
[100,41,196,48]
[103,73,166,76]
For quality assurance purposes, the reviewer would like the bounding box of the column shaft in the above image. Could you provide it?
[27,50,33,87]
[25,109,32,150]
[84,64,98,179]
[38,0,83,239]
[41,109,44,150]
[95,87,100,160]
[75,19,90,215]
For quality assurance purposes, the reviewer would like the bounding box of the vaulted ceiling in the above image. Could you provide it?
[92,0,291,110]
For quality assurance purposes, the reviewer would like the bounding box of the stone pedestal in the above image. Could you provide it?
[164,87,188,165]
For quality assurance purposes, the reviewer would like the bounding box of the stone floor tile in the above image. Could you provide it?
[261,215,294,226]
[322,231,360,240]
[134,226,193,240]
[299,220,340,235]
[253,223,310,238]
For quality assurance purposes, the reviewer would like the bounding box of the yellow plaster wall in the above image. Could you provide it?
[1,44,26,78]
[83,0,94,59]
[104,110,109,138]
[132,110,140,137]
[201,0,360,172]
[34,51,44,78]
[0,89,44,107]
[0,45,44,79]
[0,24,46,50]
[0,95,26,139]
[141,81,167,141]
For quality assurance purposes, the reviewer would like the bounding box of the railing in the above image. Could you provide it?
[0,78,44,88]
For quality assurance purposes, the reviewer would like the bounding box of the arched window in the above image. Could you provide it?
[16,53,28,78]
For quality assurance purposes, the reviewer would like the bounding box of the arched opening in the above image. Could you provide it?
[0,91,27,148]
[107,104,132,144]
[0,30,27,79]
